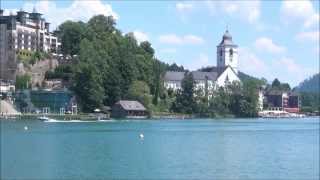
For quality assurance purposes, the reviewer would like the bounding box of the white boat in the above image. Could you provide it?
[37,116,57,122]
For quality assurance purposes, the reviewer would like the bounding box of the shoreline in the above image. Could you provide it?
[1,114,319,121]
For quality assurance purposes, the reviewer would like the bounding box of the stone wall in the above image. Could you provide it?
[16,58,59,88]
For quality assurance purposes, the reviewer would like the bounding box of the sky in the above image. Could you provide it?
[2,0,319,87]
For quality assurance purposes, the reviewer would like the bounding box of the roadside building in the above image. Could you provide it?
[0,8,61,80]
[111,100,147,118]
[262,90,300,113]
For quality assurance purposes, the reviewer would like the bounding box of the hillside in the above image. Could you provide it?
[296,73,320,93]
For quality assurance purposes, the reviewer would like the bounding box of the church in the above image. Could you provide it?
[164,30,241,93]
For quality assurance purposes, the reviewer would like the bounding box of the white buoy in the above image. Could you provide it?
[24,126,28,131]
[139,133,144,139]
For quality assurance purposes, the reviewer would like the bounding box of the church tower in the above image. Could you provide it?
[217,29,238,73]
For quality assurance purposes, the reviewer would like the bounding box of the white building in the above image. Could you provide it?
[0,8,61,80]
[164,30,240,92]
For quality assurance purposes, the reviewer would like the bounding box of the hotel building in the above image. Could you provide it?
[0,8,61,80]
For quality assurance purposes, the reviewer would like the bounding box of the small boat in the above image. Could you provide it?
[37,116,57,122]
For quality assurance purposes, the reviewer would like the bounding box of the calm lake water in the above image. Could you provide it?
[1,117,319,179]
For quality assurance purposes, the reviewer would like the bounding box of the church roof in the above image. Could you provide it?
[164,71,185,81]
[192,71,218,81]
[219,30,237,47]
[164,68,224,82]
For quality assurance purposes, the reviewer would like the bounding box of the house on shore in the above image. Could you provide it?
[111,100,147,118]
[259,89,300,113]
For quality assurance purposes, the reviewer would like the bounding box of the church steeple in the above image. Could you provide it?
[217,29,238,74]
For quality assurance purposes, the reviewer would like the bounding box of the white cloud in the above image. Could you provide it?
[239,47,316,86]
[211,1,261,24]
[159,34,182,44]
[295,31,319,42]
[238,47,269,76]
[272,57,316,84]
[159,48,177,54]
[159,34,204,45]
[274,57,300,73]
[5,0,119,31]
[254,37,286,54]
[176,1,260,24]
[176,2,194,12]
[185,53,210,70]
[133,30,149,44]
[183,35,205,44]
[227,1,260,23]
[158,34,204,45]
[304,14,320,28]
[281,0,319,29]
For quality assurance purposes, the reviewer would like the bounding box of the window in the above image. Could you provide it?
[220,49,223,56]
[229,48,233,56]
[229,48,233,61]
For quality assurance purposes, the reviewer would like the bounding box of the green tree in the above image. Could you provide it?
[171,72,197,114]
[87,15,116,35]
[271,78,281,89]
[56,21,86,55]
[15,74,31,90]
[127,81,152,109]
[72,63,104,112]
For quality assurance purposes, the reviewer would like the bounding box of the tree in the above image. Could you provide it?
[56,21,86,55]
[87,15,116,35]
[271,78,281,88]
[127,81,152,109]
[140,41,155,57]
[72,63,104,112]
[15,74,31,90]
[171,72,197,114]
[166,63,185,72]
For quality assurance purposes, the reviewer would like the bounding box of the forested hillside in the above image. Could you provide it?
[295,73,319,93]
[53,15,169,112]
[52,15,263,116]
[295,73,320,113]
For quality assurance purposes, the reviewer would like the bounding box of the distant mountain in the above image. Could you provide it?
[295,73,320,93]
[238,71,265,84]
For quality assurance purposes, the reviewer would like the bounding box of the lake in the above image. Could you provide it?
[1,117,319,179]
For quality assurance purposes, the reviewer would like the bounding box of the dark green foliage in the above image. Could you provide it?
[72,63,105,112]
[238,71,267,87]
[171,72,197,114]
[300,92,320,113]
[271,78,281,88]
[296,73,320,93]
[210,81,259,117]
[15,74,31,90]
[45,65,73,81]
[127,81,152,109]
[265,78,291,92]
[58,15,164,112]
[166,63,185,72]
[56,21,86,55]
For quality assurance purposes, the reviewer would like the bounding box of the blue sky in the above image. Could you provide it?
[2,0,319,86]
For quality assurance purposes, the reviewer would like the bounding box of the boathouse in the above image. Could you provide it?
[111,100,147,118]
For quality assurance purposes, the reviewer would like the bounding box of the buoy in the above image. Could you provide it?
[139,133,144,139]
[24,126,28,131]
